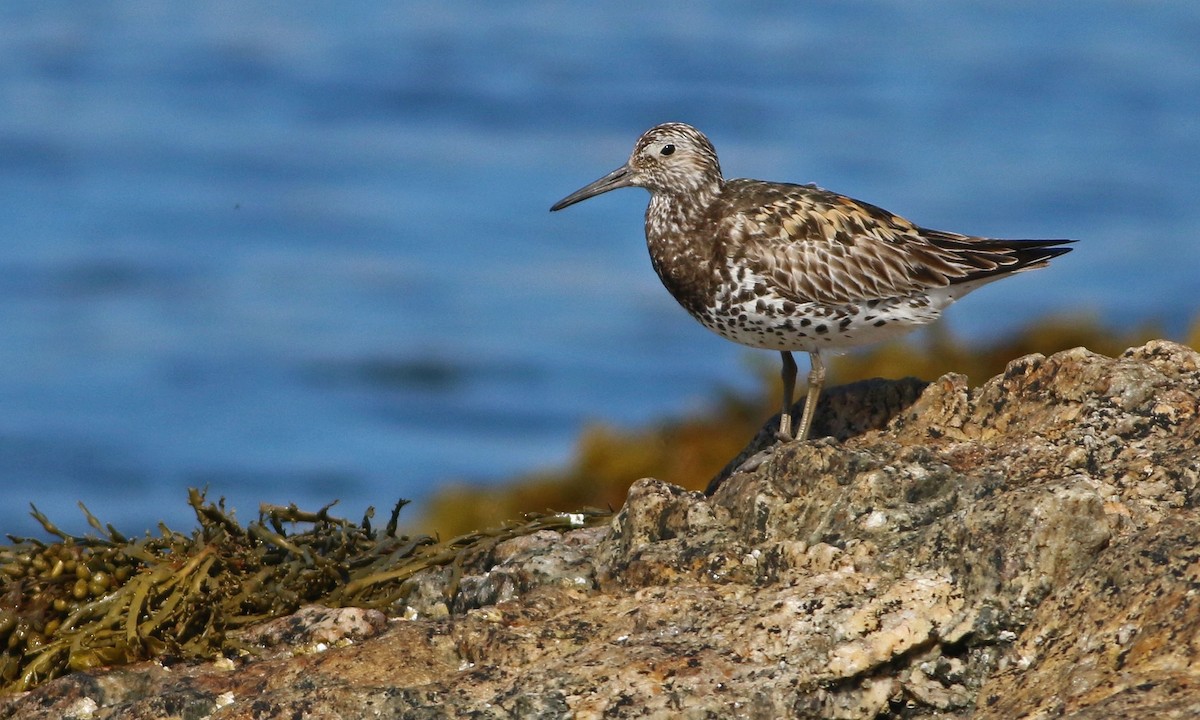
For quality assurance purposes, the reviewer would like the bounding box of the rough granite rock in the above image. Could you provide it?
[3,341,1198,719]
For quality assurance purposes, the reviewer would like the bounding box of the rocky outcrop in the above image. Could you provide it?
[3,341,1198,719]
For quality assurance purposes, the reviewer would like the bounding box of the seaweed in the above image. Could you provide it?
[0,490,610,694]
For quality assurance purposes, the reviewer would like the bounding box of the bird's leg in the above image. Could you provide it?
[794,351,825,443]
[777,351,797,441]
[730,351,797,476]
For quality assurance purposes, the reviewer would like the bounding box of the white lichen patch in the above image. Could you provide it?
[63,697,99,719]
[214,691,236,709]
[861,510,888,529]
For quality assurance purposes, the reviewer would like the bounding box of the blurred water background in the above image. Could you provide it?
[1,2,1197,536]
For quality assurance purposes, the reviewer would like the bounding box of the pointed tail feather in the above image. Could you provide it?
[928,236,1075,284]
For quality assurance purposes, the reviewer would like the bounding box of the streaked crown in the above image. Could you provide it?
[627,123,724,195]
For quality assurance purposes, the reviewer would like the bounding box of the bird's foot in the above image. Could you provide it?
[735,430,794,474]
[734,447,776,474]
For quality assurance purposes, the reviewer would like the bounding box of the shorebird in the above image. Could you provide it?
[551,122,1073,443]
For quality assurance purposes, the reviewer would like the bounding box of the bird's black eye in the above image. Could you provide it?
[660,144,675,156]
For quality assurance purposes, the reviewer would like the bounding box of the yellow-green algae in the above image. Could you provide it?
[0,489,610,694]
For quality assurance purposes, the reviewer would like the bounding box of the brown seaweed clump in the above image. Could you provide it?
[0,489,610,694]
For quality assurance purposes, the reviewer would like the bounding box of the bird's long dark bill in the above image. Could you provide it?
[550,165,632,211]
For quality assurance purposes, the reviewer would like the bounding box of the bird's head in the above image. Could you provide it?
[550,122,723,211]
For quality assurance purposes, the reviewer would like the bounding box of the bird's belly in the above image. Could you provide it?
[690,286,948,353]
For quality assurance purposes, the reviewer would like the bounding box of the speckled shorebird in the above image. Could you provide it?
[550,123,1073,443]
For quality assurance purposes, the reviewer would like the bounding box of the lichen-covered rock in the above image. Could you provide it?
[3,341,1198,719]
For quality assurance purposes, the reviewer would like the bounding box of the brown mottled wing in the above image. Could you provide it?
[714,180,1069,305]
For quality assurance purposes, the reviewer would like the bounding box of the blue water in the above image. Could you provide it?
[2,2,1197,536]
